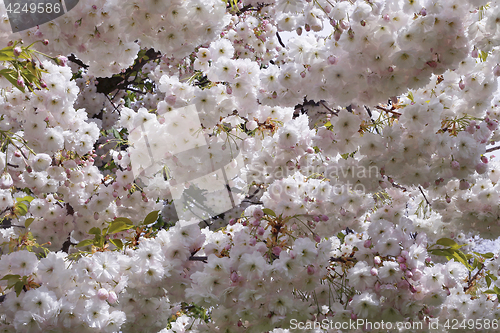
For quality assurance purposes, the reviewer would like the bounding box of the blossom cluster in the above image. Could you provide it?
[1,0,500,332]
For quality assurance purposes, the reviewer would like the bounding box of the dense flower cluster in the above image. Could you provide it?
[1,0,500,332]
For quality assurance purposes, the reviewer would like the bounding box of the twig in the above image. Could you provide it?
[486,146,500,153]
[276,31,285,48]
[189,256,208,262]
[375,105,402,116]
[464,263,484,293]
[320,101,338,116]
[418,186,431,206]
[67,54,89,69]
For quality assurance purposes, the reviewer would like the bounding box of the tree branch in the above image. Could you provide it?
[486,146,500,153]
[418,186,431,206]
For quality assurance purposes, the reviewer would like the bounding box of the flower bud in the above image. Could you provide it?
[307,265,316,275]
[459,80,465,90]
[370,268,378,276]
[471,48,478,58]
[107,291,118,304]
[374,256,381,265]
[97,288,109,301]
[459,179,469,190]
[13,47,22,57]
[451,160,460,169]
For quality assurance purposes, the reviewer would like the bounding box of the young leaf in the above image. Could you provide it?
[24,217,34,228]
[143,210,159,225]
[108,221,133,234]
[262,208,276,217]
[76,239,94,247]
[88,227,101,235]
[109,238,123,250]
[435,238,458,248]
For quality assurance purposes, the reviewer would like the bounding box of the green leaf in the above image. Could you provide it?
[88,227,101,235]
[112,128,122,140]
[14,281,24,296]
[76,239,94,247]
[109,238,123,250]
[16,196,34,203]
[451,250,471,270]
[0,51,12,61]
[435,238,458,248]
[482,252,494,259]
[24,218,34,229]
[428,248,455,257]
[494,286,500,294]
[262,208,276,217]
[108,220,133,234]
[113,217,134,225]
[1,274,21,285]
[15,202,28,216]
[486,275,492,288]
[143,210,159,225]
[483,289,497,294]
[0,68,25,92]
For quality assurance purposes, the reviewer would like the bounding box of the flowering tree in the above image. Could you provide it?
[1,0,500,332]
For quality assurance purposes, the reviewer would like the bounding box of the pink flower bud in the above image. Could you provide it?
[405,270,413,279]
[43,39,49,45]
[459,179,469,190]
[451,160,460,169]
[97,288,109,301]
[475,162,488,174]
[313,215,320,222]
[364,239,372,248]
[374,256,381,265]
[400,263,407,271]
[257,226,265,236]
[327,55,338,65]
[425,257,432,263]
[13,47,22,57]
[272,246,282,257]
[296,27,302,36]
[16,76,24,88]
[107,291,118,304]
[307,265,316,275]
[229,218,236,225]
[55,55,68,66]
[471,48,478,58]
[306,147,315,154]
[446,197,451,203]
[370,268,378,276]
[397,256,406,263]
[94,212,99,220]
[313,234,321,243]
[459,80,465,90]
[300,71,306,78]
[481,156,488,163]
[321,215,329,221]
[420,8,427,16]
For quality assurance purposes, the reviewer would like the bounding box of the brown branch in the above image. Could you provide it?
[464,263,484,293]
[68,54,89,69]
[95,48,161,95]
[189,256,208,262]
[375,105,402,116]
[486,146,500,153]
[418,186,431,206]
